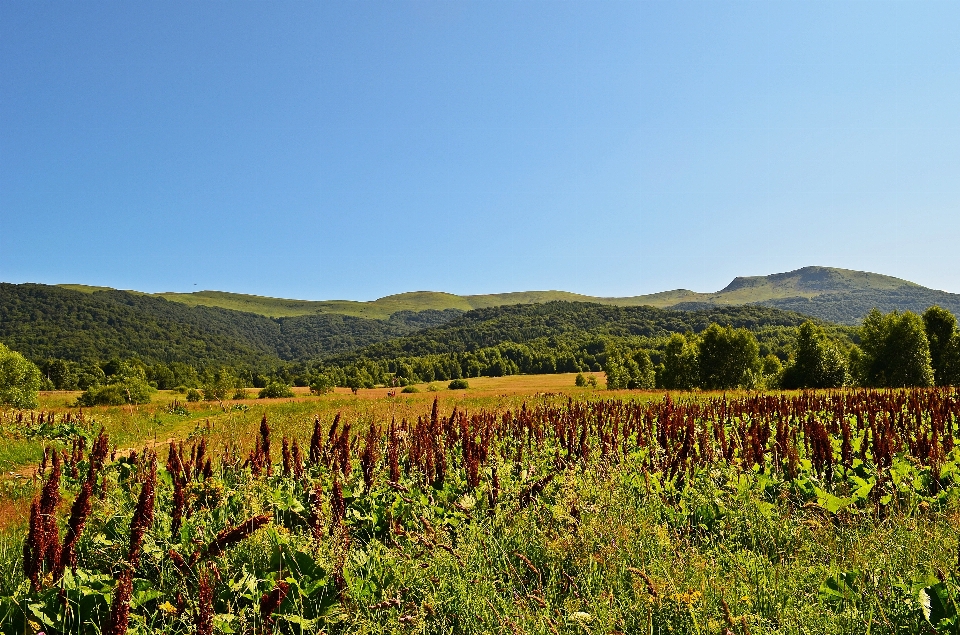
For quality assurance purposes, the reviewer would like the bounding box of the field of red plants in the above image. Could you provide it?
[3,389,960,633]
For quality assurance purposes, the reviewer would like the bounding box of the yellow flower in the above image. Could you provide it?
[158,601,178,615]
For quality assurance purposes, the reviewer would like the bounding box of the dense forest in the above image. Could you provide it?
[23,282,960,404]
[334,301,849,361]
[759,287,960,325]
[0,284,461,365]
[0,284,850,374]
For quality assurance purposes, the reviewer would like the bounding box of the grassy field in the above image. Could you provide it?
[2,376,960,633]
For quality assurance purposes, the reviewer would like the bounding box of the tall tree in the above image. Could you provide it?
[923,305,958,386]
[697,324,761,390]
[856,309,934,387]
[781,321,847,389]
[658,333,700,390]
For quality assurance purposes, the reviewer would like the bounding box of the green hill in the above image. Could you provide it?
[0,284,462,366]
[112,266,955,324]
[333,301,843,364]
[667,267,960,324]
[2,282,843,371]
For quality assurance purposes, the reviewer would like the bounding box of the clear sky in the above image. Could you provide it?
[3,1,960,300]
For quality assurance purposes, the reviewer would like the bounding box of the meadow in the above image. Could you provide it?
[0,375,958,634]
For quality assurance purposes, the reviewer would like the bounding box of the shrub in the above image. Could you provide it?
[232,388,250,400]
[201,368,239,401]
[401,385,420,393]
[259,382,294,399]
[575,373,587,387]
[309,374,334,395]
[75,378,154,406]
[448,379,469,390]
[186,388,202,402]
[0,344,42,409]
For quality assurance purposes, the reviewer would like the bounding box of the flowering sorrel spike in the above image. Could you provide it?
[199,514,271,560]
[259,580,290,624]
[127,453,156,567]
[106,569,133,635]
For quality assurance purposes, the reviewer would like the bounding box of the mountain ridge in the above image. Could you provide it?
[55,266,958,324]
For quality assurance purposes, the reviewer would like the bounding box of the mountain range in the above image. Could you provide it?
[2,266,957,368]
[60,266,960,325]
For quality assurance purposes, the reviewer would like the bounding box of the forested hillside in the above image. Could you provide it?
[0,284,461,366]
[1,284,849,373]
[332,301,853,366]
[142,266,960,324]
[758,288,960,325]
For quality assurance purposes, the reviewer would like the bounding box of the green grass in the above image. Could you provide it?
[2,388,959,633]
[65,266,926,319]
[56,284,117,294]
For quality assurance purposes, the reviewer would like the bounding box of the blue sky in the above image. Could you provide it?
[3,1,960,300]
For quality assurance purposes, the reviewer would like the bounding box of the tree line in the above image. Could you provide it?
[3,305,959,408]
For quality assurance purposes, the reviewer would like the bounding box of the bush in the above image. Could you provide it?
[575,373,587,387]
[175,385,188,394]
[75,378,154,406]
[232,388,250,400]
[309,374,334,395]
[401,385,420,393]
[259,382,294,399]
[0,343,42,409]
[448,379,469,390]
[186,388,202,402]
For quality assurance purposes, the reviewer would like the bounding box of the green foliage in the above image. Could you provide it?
[75,379,153,406]
[447,378,469,390]
[75,361,154,405]
[923,306,960,386]
[575,372,587,387]
[5,390,960,633]
[0,343,41,409]
[658,333,701,390]
[258,382,294,399]
[857,309,934,387]
[605,349,655,390]
[0,283,463,367]
[781,321,848,389]
[697,324,761,390]
[761,353,784,382]
[185,388,202,402]
[201,368,239,402]
[308,373,335,395]
[400,385,419,393]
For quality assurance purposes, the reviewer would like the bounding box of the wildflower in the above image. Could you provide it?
[106,570,133,635]
[259,415,272,475]
[259,580,290,624]
[56,481,93,579]
[127,454,156,567]
[569,612,592,623]
[196,569,214,635]
[198,514,271,560]
[330,478,345,535]
[281,437,291,477]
